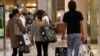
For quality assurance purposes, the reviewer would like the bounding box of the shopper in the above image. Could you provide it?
[6,9,25,56]
[62,1,86,56]
[31,10,49,56]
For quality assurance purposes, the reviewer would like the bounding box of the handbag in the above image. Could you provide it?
[23,33,31,46]
[40,26,57,43]
[14,23,23,36]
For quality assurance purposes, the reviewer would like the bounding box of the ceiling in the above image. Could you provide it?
[0,0,37,5]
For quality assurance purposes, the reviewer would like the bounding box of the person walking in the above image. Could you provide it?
[31,10,49,56]
[6,9,25,56]
[61,1,86,56]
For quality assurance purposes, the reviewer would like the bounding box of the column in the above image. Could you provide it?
[65,0,70,12]
[47,0,52,20]
[97,0,100,55]
[37,0,48,13]
[90,0,98,43]
[37,0,52,21]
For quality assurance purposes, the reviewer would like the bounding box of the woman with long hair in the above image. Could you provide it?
[31,10,49,56]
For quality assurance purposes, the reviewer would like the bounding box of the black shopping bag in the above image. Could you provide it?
[19,44,30,53]
[19,38,30,53]
[55,47,67,56]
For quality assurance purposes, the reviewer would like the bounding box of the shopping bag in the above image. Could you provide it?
[55,40,67,56]
[78,44,94,56]
[23,46,30,53]
[23,34,31,46]
[55,47,67,56]
[19,41,30,53]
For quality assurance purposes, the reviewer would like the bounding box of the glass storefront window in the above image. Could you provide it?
[0,5,4,38]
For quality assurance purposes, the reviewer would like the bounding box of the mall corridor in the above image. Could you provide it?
[0,0,100,56]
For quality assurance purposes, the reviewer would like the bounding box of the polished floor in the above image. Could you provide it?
[0,35,99,56]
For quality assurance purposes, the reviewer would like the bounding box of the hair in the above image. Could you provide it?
[68,0,76,11]
[12,9,19,16]
[9,13,13,19]
[27,12,31,15]
[36,10,44,21]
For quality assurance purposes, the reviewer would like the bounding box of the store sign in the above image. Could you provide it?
[0,5,4,38]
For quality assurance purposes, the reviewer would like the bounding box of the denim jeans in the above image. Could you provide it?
[67,33,81,56]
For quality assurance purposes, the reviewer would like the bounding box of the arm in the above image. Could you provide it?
[80,20,86,42]
[6,21,10,37]
[62,13,67,40]
[30,22,35,45]
[61,22,67,40]
[31,24,34,40]
[17,19,25,34]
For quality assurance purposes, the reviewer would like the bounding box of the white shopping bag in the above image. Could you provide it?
[78,44,90,56]
[23,34,31,46]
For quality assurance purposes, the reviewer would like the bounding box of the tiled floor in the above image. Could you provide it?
[91,44,98,56]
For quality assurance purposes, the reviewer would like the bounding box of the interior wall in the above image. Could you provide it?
[37,0,48,13]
